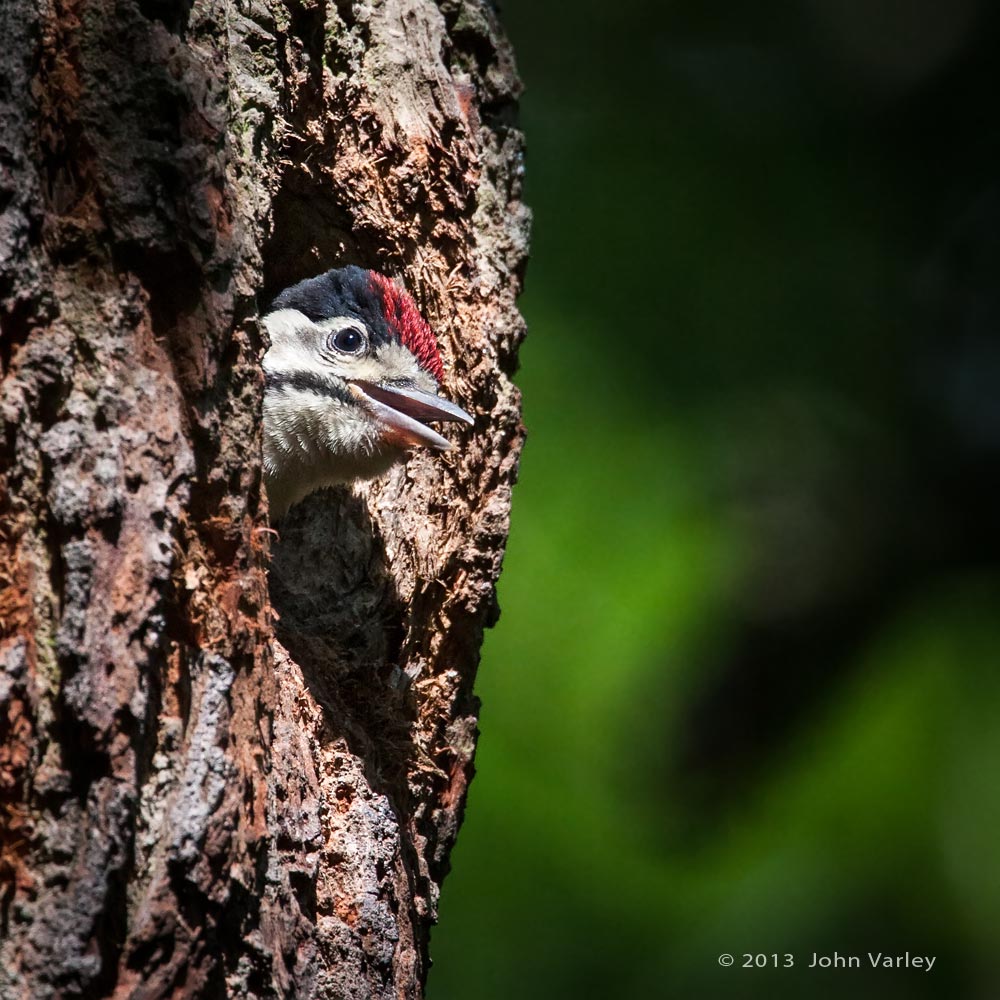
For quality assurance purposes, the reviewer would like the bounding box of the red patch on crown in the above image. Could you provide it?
[368,272,444,381]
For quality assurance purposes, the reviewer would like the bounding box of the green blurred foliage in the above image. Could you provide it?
[430,1,1000,996]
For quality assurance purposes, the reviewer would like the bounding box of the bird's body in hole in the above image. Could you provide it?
[261,267,472,517]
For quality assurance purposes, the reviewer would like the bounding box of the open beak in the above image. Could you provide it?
[349,380,474,451]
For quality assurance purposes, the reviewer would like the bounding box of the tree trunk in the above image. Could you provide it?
[0,0,527,996]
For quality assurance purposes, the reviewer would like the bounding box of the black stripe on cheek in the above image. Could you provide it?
[265,370,353,404]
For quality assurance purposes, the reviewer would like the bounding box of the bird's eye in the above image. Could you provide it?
[329,327,365,354]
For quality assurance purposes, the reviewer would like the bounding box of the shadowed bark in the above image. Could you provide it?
[0,0,528,996]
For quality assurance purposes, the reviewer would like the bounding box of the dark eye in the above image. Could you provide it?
[328,327,365,354]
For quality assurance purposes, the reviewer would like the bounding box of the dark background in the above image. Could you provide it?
[430,1,1000,996]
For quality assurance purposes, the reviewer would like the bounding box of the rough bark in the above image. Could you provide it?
[0,0,528,996]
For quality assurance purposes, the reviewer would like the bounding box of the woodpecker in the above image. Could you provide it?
[261,266,472,517]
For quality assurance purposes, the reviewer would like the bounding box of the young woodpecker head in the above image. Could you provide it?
[261,266,472,518]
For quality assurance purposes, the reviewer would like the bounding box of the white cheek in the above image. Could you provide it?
[263,310,319,373]
[350,342,438,390]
